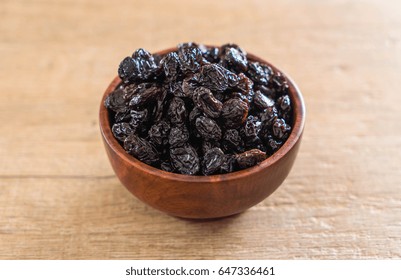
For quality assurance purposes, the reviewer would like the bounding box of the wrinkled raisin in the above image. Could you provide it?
[202,147,225,175]
[221,98,249,128]
[193,87,222,118]
[112,122,134,142]
[170,144,200,175]
[168,97,187,124]
[124,134,159,165]
[236,149,266,169]
[195,116,222,141]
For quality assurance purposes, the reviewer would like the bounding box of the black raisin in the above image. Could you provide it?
[193,87,222,118]
[104,88,128,113]
[124,134,159,165]
[177,45,203,74]
[170,144,200,175]
[112,123,134,142]
[272,118,291,139]
[148,120,170,147]
[221,98,249,128]
[169,125,189,148]
[202,147,225,175]
[236,149,266,170]
[195,116,222,141]
[168,97,187,124]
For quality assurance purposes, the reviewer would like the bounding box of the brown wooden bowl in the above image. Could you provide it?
[99,47,305,219]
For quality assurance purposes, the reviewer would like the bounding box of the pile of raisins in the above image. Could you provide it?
[105,43,292,176]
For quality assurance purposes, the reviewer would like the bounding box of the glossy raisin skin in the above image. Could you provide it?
[106,43,293,175]
[202,147,225,175]
[124,134,159,166]
[195,116,222,141]
[221,98,249,129]
[170,144,200,175]
[193,87,222,118]
[236,149,267,170]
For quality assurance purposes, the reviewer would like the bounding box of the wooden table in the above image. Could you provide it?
[1,0,400,259]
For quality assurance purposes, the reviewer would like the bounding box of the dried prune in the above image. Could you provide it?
[201,141,220,155]
[193,87,222,118]
[168,81,186,97]
[152,88,168,122]
[221,98,249,128]
[236,149,266,170]
[124,134,159,165]
[267,135,282,152]
[189,107,203,126]
[170,144,200,175]
[182,76,198,97]
[202,147,225,175]
[195,116,222,141]
[107,42,294,175]
[219,43,246,57]
[160,161,174,172]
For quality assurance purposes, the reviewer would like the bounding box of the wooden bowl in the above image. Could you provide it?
[99,47,305,219]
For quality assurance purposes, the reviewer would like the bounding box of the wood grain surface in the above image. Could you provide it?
[0,0,400,259]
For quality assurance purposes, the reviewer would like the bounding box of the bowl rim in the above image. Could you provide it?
[99,47,305,183]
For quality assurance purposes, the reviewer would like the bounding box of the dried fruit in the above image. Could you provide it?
[112,122,133,142]
[193,87,222,118]
[177,45,203,74]
[197,64,237,92]
[118,49,157,83]
[124,134,159,165]
[202,147,225,175]
[236,149,266,169]
[104,88,128,113]
[222,129,243,153]
[195,116,222,141]
[169,125,189,148]
[168,97,187,124]
[221,98,249,129]
[106,42,293,175]
[148,121,170,147]
[170,144,200,175]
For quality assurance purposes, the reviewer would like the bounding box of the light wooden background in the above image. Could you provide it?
[1,0,400,259]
